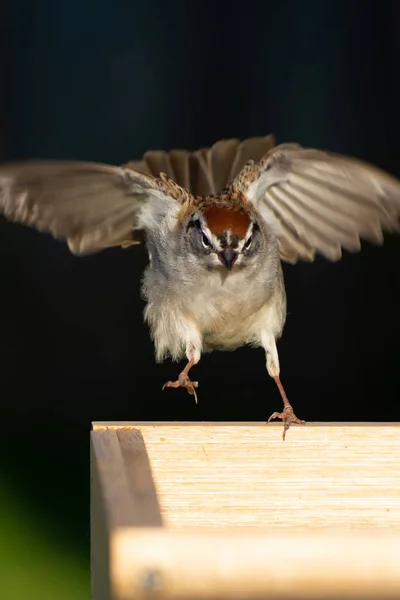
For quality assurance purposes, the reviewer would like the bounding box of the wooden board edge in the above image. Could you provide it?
[93,421,400,430]
[111,527,400,600]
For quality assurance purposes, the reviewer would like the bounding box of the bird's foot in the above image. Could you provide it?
[267,405,306,441]
[162,373,199,403]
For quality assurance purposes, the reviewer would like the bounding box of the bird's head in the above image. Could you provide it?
[184,202,263,272]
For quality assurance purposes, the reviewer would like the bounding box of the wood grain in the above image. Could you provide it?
[91,422,400,599]
[112,528,400,600]
[93,422,400,530]
[91,428,163,599]
[90,428,162,528]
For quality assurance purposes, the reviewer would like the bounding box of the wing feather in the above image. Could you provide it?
[228,135,276,182]
[0,161,181,254]
[240,144,400,263]
[0,135,279,257]
[7,136,391,265]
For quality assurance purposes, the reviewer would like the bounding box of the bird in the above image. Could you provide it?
[1,133,400,439]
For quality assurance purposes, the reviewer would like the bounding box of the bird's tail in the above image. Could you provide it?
[122,134,276,196]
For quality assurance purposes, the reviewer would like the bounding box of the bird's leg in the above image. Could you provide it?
[262,332,305,440]
[162,347,200,403]
[268,369,306,440]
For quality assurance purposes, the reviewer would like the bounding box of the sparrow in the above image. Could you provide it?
[1,134,400,439]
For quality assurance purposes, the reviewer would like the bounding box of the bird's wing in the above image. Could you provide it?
[0,160,184,254]
[237,144,400,263]
[123,134,276,196]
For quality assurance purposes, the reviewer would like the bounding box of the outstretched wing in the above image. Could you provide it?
[0,161,182,254]
[237,144,400,263]
[124,134,276,196]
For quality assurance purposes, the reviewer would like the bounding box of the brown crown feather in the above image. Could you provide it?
[202,205,251,238]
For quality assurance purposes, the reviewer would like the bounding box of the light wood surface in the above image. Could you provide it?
[93,421,400,530]
[91,428,162,528]
[91,422,400,600]
[90,428,162,600]
[112,528,400,600]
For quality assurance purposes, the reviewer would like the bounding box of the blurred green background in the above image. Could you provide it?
[0,486,88,599]
[0,419,89,599]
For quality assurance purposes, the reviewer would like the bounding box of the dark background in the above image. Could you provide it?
[1,1,400,597]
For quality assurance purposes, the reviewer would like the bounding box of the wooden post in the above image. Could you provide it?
[91,422,400,600]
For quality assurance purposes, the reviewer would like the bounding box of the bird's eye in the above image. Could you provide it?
[201,233,211,248]
[244,236,252,250]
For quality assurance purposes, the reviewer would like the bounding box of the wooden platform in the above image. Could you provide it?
[91,422,400,600]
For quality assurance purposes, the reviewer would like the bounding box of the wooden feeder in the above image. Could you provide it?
[91,422,400,600]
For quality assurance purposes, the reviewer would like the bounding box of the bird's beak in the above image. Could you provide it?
[218,247,238,270]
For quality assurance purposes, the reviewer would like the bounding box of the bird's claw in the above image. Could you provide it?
[267,405,306,440]
[162,373,199,404]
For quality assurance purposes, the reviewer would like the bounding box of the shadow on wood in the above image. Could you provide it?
[91,422,400,600]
